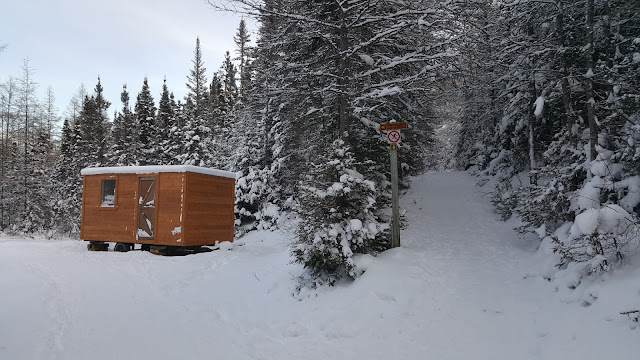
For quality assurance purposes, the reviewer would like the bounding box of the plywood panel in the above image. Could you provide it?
[183,173,235,246]
[81,174,138,243]
[154,173,184,246]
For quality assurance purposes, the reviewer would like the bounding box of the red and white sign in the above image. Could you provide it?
[387,130,401,143]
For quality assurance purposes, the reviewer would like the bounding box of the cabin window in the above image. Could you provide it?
[101,179,116,207]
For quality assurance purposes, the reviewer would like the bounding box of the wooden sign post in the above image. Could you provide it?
[380,121,407,248]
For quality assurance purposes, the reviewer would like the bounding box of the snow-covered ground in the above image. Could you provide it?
[1,172,638,360]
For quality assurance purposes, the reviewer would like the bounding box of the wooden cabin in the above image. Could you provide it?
[80,165,235,251]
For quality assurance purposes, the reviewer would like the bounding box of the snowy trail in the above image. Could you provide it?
[388,172,639,359]
[1,172,638,360]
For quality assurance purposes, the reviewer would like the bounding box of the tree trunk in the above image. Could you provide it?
[263,97,272,167]
[528,76,537,175]
[527,20,537,174]
[23,84,29,216]
[1,80,13,230]
[556,2,576,146]
[337,14,349,139]
[586,0,597,164]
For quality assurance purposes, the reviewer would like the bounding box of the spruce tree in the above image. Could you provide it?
[22,128,53,233]
[182,38,214,168]
[108,85,136,166]
[220,50,238,114]
[134,77,158,165]
[91,77,110,164]
[2,142,21,230]
[163,93,183,165]
[208,73,225,129]
[185,37,209,121]
[234,19,251,99]
[176,114,213,167]
[232,105,272,234]
[51,117,81,234]
[294,139,389,284]
[78,96,102,167]
[157,79,176,165]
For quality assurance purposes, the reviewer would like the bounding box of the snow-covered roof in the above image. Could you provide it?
[80,165,236,179]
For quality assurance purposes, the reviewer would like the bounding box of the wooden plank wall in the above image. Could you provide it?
[80,174,139,243]
[81,171,233,247]
[155,173,184,245]
[183,173,235,246]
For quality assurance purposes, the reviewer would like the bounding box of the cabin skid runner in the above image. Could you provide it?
[80,165,235,254]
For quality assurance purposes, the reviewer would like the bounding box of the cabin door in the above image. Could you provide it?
[137,177,157,240]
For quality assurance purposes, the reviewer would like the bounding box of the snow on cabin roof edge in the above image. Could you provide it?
[80,165,236,179]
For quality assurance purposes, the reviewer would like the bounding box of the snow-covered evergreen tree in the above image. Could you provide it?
[157,79,177,165]
[234,19,252,100]
[176,112,213,167]
[163,94,184,165]
[51,118,79,234]
[108,85,136,166]
[231,104,274,234]
[185,37,209,121]
[134,77,158,165]
[220,50,238,114]
[294,138,389,284]
[21,128,53,233]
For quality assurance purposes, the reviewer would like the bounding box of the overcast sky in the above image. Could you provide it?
[0,0,253,119]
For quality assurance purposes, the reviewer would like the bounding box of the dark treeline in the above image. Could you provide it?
[1,0,639,285]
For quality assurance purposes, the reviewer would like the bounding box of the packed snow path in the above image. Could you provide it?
[1,172,638,360]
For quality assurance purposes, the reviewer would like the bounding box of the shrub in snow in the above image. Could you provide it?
[513,174,574,235]
[234,166,279,236]
[293,139,389,286]
[490,128,587,235]
[491,177,518,221]
[553,203,639,274]
[552,147,640,273]
[489,141,640,276]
